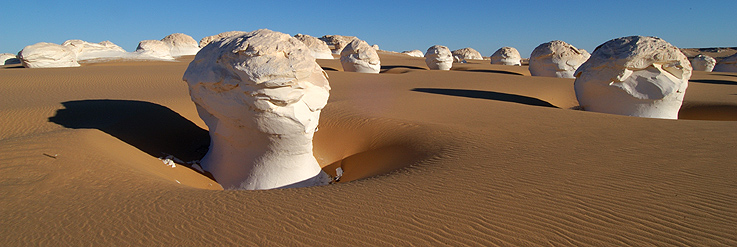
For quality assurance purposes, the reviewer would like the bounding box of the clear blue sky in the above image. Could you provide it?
[2,0,735,57]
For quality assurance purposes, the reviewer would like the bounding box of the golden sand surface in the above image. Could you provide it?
[1,53,736,245]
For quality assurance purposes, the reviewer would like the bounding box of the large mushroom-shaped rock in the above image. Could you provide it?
[61,39,127,61]
[401,50,424,57]
[161,33,200,56]
[529,40,589,78]
[293,34,334,59]
[490,47,522,66]
[182,29,331,190]
[574,36,691,119]
[1,53,20,65]
[319,35,358,54]
[425,45,453,70]
[340,39,381,73]
[713,53,737,72]
[199,31,247,48]
[17,42,80,68]
[691,55,716,72]
[451,47,483,61]
[134,40,175,60]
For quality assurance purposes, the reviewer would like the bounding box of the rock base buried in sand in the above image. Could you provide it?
[135,40,175,60]
[425,45,453,70]
[61,39,127,61]
[18,42,81,68]
[529,40,589,78]
[161,33,201,57]
[490,47,522,66]
[182,29,331,190]
[691,55,716,72]
[340,39,381,73]
[452,47,483,62]
[574,36,691,119]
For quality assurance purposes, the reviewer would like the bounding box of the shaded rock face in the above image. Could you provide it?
[691,55,716,72]
[340,39,381,73]
[1,53,20,65]
[529,40,589,78]
[425,45,453,70]
[18,42,80,68]
[401,50,424,57]
[451,47,483,61]
[294,34,334,59]
[319,35,358,54]
[490,47,522,66]
[182,29,331,190]
[135,40,175,60]
[199,31,248,48]
[713,53,737,72]
[161,33,200,56]
[574,36,691,119]
[61,40,127,61]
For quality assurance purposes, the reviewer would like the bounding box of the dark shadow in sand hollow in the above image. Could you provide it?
[411,88,558,108]
[381,65,427,70]
[49,100,210,162]
[321,67,339,71]
[713,73,737,78]
[451,69,525,76]
[690,79,737,85]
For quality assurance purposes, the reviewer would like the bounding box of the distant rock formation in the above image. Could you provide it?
[574,36,691,119]
[18,42,80,68]
[451,47,483,62]
[401,50,424,57]
[691,55,716,72]
[713,53,737,72]
[529,40,589,78]
[61,39,127,61]
[490,47,522,66]
[425,45,453,70]
[340,39,381,73]
[319,35,358,54]
[199,31,247,48]
[294,34,334,59]
[134,40,175,60]
[1,53,20,65]
[182,29,331,190]
[161,33,200,56]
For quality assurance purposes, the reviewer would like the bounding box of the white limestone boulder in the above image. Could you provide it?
[713,53,737,72]
[490,47,522,66]
[1,53,20,65]
[61,39,127,61]
[161,33,200,56]
[294,34,334,59]
[425,45,453,70]
[691,55,716,72]
[340,39,381,73]
[401,50,424,57]
[574,36,691,119]
[319,35,358,54]
[199,31,247,48]
[452,47,483,61]
[18,42,80,68]
[372,44,380,51]
[182,29,331,190]
[529,40,589,78]
[134,40,175,60]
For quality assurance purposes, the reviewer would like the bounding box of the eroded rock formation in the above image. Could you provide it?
[294,34,334,59]
[18,42,80,68]
[161,33,200,56]
[529,40,589,78]
[490,47,521,66]
[340,39,381,73]
[425,45,453,70]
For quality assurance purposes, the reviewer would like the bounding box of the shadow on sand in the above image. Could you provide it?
[451,69,525,76]
[411,88,558,108]
[690,79,737,85]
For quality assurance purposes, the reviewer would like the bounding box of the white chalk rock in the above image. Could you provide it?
[319,35,358,54]
[340,39,381,73]
[490,47,522,66]
[574,36,691,119]
[61,39,127,61]
[134,40,175,60]
[452,47,483,61]
[529,40,589,78]
[713,53,737,72]
[161,33,200,56]
[294,34,334,59]
[199,31,248,48]
[401,50,424,57]
[372,44,380,51]
[1,53,20,65]
[18,42,80,68]
[691,55,716,72]
[182,29,331,190]
[425,45,453,70]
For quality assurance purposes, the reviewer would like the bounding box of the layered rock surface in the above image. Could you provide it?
[340,39,381,73]
[294,34,334,59]
[61,39,127,61]
[529,40,589,78]
[425,45,453,70]
[490,47,522,66]
[18,42,81,68]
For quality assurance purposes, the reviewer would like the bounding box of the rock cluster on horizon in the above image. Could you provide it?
[529,40,590,78]
[340,39,381,73]
[182,29,331,190]
[294,34,334,59]
[425,45,453,70]
[490,47,522,66]
[452,47,483,62]
[574,36,691,119]
[713,53,737,72]
[18,42,81,68]
[319,35,359,54]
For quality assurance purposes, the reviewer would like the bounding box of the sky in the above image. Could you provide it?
[2,0,736,57]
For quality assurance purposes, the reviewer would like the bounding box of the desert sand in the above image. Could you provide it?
[1,51,737,245]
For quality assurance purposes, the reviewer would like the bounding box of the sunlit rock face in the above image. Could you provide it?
[294,34,334,59]
[425,45,453,70]
[691,55,716,72]
[401,50,424,57]
[1,53,20,65]
[18,42,80,68]
[319,35,358,54]
[161,33,200,56]
[340,39,381,73]
[713,53,737,72]
[574,36,691,119]
[182,29,331,190]
[529,40,589,78]
[61,40,127,61]
[490,47,522,66]
[198,31,248,48]
[451,47,483,62]
[135,40,175,60]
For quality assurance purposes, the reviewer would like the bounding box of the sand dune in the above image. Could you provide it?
[1,53,736,245]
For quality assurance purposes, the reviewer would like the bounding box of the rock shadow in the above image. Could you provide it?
[48,100,210,162]
[380,65,427,70]
[451,69,525,76]
[411,88,558,108]
[321,67,339,71]
[690,79,737,85]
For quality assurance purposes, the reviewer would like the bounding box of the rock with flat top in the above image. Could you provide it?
[529,40,589,78]
[294,34,334,59]
[425,45,453,70]
[18,42,80,68]
[490,47,522,66]
[340,39,381,73]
